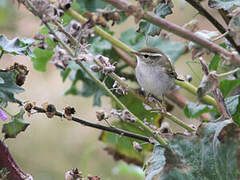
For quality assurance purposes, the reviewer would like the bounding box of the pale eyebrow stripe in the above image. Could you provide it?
[141,53,162,57]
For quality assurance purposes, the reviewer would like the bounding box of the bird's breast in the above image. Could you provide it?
[135,63,174,96]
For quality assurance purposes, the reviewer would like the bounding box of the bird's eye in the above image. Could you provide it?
[143,54,149,58]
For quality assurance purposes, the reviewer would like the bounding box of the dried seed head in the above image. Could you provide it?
[65,168,82,180]
[133,141,142,152]
[24,102,36,116]
[52,46,71,69]
[87,174,101,180]
[42,103,56,118]
[63,106,75,120]
[96,110,105,121]
[90,64,102,72]
[58,0,73,10]
[120,110,136,123]
[112,77,127,95]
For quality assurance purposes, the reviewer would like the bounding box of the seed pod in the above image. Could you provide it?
[42,103,56,118]
[133,141,142,152]
[96,110,105,121]
[63,106,75,120]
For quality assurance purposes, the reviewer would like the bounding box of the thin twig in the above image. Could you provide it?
[32,106,151,142]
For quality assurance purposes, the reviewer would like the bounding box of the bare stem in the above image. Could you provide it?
[32,106,151,142]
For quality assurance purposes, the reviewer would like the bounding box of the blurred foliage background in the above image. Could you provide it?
[0,0,223,179]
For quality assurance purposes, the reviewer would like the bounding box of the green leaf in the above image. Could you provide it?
[75,0,108,12]
[225,95,240,125]
[2,109,30,138]
[88,36,112,55]
[113,163,144,179]
[184,102,214,118]
[31,48,54,72]
[100,93,161,166]
[0,35,34,57]
[209,55,221,71]
[208,0,240,10]
[219,79,240,98]
[145,120,240,179]
[138,3,172,36]
[0,71,24,105]
[64,61,106,106]
[119,29,185,62]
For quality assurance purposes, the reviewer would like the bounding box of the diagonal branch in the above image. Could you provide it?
[66,8,217,108]
[103,0,240,64]
[185,0,240,54]
[32,106,151,142]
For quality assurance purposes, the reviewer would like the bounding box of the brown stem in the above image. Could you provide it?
[185,0,240,54]
[199,57,231,120]
[32,106,151,142]
[0,141,32,180]
[104,0,240,64]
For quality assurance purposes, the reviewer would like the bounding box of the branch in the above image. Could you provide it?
[32,106,151,142]
[198,57,231,120]
[0,141,32,180]
[185,0,240,53]
[66,8,217,108]
[23,1,168,146]
[103,0,240,64]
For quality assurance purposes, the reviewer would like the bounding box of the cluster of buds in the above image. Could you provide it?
[112,77,128,95]
[97,55,115,74]
[31,0,64,23]
[65,20,94,44]
[111,109,136,123]
[96,8,121,26]
[51,46,71,70]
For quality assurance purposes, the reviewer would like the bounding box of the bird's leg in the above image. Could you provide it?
[161,95,167,113]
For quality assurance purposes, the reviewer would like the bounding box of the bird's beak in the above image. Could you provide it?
[130,51,140,56]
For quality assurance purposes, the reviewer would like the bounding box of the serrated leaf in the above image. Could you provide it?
[145,120,240,179]
[2,109,29,138]
[208,0,240,10]
[119,29,185,62]
[209,55,221,71]
[219,79,240,98]
[184,102,214,118]
[0,35,34,57]
[31,48,54,72]
[225,95,240,125]
[0,71,24,105]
